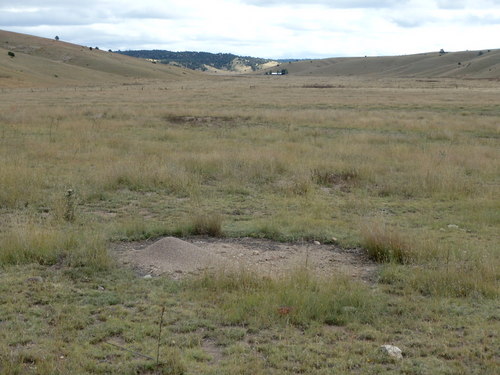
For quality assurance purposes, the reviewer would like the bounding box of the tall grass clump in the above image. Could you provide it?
[185,213,224,237]
[0,224,77,266]
[0,223,111,270]
[0,164,44,208]
[190,267,383,328]
[66,232,113,271]
[409,261,499,298]
[361,221,414,264]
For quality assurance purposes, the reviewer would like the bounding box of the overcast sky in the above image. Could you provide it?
[1,0,499,58]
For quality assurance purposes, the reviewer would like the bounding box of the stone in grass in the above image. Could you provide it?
[380,345,403,360]
[143,274,153,279]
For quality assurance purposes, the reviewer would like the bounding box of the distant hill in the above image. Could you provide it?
[117,50,279,72]
[266,50,500,79]
[2,29,498,85]
[0,30,199,87]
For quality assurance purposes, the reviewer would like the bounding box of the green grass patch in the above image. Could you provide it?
[189,267,384,328]
[0,222,112,270]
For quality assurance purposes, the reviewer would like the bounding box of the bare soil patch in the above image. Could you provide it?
[114,237,377,282]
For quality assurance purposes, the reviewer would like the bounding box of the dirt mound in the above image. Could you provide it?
[121,237,227,278]
[116,237,377,282]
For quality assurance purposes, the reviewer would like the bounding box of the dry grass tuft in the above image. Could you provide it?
[361,221,414,264]
[189,214,224,237]
[311,167,359,187]
[0,221,112,270]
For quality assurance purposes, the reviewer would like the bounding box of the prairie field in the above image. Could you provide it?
[0,74,499,374]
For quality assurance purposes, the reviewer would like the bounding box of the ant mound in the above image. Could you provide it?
[117,237,377,282]
[122,237,228,279]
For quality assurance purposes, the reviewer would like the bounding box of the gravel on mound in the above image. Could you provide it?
[125,237,227,278]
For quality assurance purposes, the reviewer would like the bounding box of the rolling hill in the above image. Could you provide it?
[116,50,279,73]
[267,49,500,79]
[2,29,498,85]
[0,30,199,87]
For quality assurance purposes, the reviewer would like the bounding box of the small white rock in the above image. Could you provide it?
[143,274,153,279]
[331,237,338,242]
[380,345,403,360]
[97,285,105,291]
[313,240,321,245]
[447,224,459,229]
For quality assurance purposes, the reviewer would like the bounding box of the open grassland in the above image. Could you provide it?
[277,49,500,79]
[0,75,499,374]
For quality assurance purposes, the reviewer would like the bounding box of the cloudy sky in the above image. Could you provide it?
[1,0,499,58]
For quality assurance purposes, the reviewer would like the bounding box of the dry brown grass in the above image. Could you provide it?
[0,74,498,296]
[0,72,499,375]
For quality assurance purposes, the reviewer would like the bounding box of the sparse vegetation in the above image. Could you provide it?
[0,36,498,373]
[361,221,414,264]
[193,268,383,327]
[188,214,224,237]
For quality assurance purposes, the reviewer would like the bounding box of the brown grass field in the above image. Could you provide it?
[0,30,499,374]
[272,49,500,79]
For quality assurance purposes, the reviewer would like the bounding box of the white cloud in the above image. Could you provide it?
[241,0,405,8]
[0,0,499,58]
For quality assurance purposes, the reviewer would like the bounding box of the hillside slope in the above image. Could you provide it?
[0,30,199,87]
[117,50,279,72]
[269,50,500,79]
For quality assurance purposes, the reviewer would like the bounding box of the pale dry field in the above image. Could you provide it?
[0,74,499,374]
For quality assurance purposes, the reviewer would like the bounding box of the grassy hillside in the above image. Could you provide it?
[0,30,199,87]
[270,49,500,79]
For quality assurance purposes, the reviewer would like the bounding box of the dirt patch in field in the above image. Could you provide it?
[114,237,377,282]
